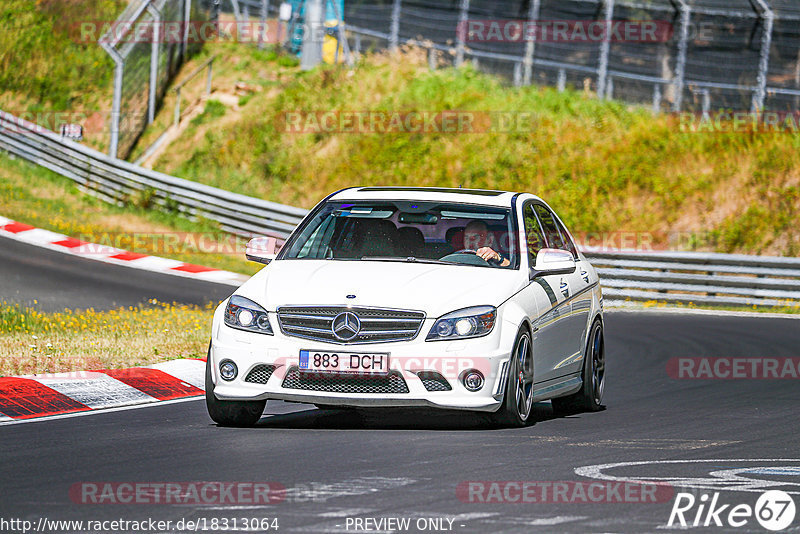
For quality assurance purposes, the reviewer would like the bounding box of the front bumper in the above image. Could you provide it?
[209,311,514,412]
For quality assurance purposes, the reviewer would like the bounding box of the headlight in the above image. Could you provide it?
[426,306,496,341]
[224,295,273,335]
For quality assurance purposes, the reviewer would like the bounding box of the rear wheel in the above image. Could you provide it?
[491,329,534,428]
[205,353,266,427]
[552,319,605,415]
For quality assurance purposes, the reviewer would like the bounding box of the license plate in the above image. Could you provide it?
[298,350,389,374]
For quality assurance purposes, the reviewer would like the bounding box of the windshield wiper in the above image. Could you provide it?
[360,256,451,265]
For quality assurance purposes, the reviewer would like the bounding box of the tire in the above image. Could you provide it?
[205,353,266,427]
[491,329,534,428]
[552,319,605,415]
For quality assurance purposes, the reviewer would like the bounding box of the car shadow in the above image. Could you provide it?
[252,401,588,431]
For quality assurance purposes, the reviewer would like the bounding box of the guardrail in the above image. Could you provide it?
[1,109,798,309]
[0,110,308,245]
[586,250,800,309]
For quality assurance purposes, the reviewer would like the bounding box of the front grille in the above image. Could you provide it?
[281,367,410,394]
[277,306,425,344]
[244,364,277,384]
[416,371,452,392]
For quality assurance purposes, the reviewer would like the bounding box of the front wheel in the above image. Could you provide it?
[491,329,534,428]
[205,353,266,427]
[552,319,605,415]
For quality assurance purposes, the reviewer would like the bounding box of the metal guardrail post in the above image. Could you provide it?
[557,69,566,92]
[671,0,690,112]
[596,0,614,99]
[389,0,401,50]
[206,58,214,94]
[522,0,541,86]
[751,0,774,112]
[428,46,437,70]
[174,89,182,128]
[652,84,662,114]
[455,0,470,67]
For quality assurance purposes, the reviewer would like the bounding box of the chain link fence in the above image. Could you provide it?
[101,0,215,159]
[339,0,800,114]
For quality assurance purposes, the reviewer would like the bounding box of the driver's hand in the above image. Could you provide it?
[476,247,501,262]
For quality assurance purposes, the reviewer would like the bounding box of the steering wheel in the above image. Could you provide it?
[454,248,502,266]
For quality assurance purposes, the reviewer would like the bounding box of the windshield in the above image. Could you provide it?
[281,200,519,269]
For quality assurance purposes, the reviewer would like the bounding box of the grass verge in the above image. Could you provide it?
[0,300,214,377]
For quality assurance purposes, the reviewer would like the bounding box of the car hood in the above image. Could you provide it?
[240,260,525,317]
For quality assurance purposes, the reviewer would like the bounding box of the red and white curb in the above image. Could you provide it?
[0,215,248,287]
[0,359,206,424]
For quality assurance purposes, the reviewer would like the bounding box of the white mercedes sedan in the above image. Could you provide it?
[206,187,604,427]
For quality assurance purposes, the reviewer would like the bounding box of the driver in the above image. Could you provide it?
[463,220,510,267]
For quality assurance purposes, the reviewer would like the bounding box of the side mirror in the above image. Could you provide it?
[245,236,277,265]
[530,248,575,279]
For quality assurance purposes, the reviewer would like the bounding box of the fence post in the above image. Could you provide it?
[390,0,401,50]
[751,0,774,112]
[101,46,124,159]
[522,0,541,85]
[596,0,614,99]
[181,0,192,62]
[146,3,161,126]
[671,0,690,112]
[557,68,566,92]
[455,0,470,67]
[259,0,270,49]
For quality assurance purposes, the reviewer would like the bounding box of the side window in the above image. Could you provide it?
[534,204,568,253]
[554,216,578,258]
[523,203,546,266]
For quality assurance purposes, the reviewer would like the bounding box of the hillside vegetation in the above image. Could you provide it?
[0,0,125,111]
[149,46,800,256]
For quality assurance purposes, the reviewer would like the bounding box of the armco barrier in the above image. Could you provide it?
[0,110,308,244]
[1,109,798,308]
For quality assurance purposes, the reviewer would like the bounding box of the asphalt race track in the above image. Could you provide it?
[0,235,234,311]
[2,236,800,533]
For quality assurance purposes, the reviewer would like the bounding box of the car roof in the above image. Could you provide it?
[329,186,531,207]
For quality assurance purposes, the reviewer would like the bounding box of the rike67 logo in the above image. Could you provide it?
[668,490,796,531]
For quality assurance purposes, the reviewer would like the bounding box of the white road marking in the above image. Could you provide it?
[566,438,741,450]
[318,509,378,518]
[575,459,800,494]
[484,515,587,526]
